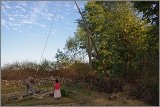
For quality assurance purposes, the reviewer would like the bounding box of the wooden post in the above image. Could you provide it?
[74,1,107,75]
[88,32,92,69]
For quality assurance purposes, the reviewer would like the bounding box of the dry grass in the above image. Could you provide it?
[4,97,77,106]
[1,80,150,106]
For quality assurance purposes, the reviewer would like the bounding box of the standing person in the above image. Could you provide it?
[26,75,36,95]
[54,79,61,99]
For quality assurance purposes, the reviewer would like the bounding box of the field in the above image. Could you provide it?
[1,79,150,106]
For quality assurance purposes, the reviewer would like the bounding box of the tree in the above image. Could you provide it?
[132,1,159,25]
[132,2,159,105]
[55,49,70,69]
[75,2,158,104]
[76,1,149,80]
[65,34,88,63]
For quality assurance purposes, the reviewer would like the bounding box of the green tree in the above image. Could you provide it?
[132,1,159,25]
[64,34,88,63]
[132,2,159,105]
[76,1,148,80]
[55,49,70,69]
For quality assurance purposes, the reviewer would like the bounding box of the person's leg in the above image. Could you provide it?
[26,84,29,95]
[29,84,36,95]
[54,90,57,99]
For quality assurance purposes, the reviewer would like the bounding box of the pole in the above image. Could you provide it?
[74,1,107,75]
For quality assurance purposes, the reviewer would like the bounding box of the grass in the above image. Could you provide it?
[1,82,150,106]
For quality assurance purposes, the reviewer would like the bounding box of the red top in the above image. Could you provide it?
[54,83,60,90]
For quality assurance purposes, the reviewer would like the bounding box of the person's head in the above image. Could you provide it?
[55,79,59,83]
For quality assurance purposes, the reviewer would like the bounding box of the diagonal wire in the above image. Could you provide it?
[40,14,56,63]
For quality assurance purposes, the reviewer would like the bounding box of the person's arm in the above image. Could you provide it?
[30,77,35,84]
[50,81,54,87]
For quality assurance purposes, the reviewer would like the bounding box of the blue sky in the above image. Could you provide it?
[1,1,87,67]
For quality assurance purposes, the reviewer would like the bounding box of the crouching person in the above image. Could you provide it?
[54,79,61,99]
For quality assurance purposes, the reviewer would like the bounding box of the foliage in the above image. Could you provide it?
[60,88,70,96]
[68,1,158,105]
[131,1,159,106]
[132,1,159,25]
[1,1,158,105]
[76,1,149,79]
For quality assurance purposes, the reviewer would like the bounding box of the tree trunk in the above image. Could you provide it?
[88,34,92,69]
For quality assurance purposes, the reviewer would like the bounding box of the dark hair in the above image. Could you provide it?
[56,79,59,83]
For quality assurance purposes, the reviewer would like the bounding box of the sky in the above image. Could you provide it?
[1,1,87,67]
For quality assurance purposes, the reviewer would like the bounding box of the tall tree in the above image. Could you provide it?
[77,1,148,79]
[132,1,159,25]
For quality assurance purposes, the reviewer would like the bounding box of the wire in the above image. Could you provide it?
[35,14,56,76]
[40,14,56,63]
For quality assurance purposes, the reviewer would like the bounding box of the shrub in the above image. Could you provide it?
[60,88,70,96]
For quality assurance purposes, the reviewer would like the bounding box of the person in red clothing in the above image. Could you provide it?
[54,79,61,99]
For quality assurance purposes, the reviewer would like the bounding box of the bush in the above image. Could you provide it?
[129,83,159,106]
[60,88,70,96]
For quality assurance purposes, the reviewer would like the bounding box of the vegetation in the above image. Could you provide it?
[1,1,159,106]
[2,81,149,106]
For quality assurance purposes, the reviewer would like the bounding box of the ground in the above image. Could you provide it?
[1,81,150,106]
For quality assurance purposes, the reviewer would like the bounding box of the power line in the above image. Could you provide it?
[35,14,56,76]
[40,14,56,63]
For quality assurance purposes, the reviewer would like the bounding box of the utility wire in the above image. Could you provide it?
[35,14,56,76]
[40,14,56,63]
